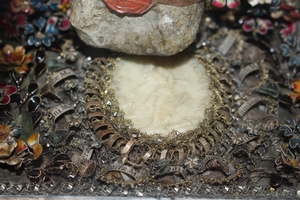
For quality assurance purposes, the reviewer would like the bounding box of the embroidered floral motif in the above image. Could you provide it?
[0,83,17,105]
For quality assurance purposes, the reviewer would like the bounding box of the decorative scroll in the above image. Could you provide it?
[106,163,144,180]
[81,146,94,161]
[234,63,260,86]
[50,68,77,86]
[51,104,74,121]
[218,34,237,55]
[238,97,266,117]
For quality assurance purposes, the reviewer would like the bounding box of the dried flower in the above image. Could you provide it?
[59,0,72,13]
[270,2,300,21]
[0,121,23,168]
[184,156,199,169]
[248,0,273,7]
[16,132,43,161]
[0,83,17,105]
[212,0,240,9]
[243,18,274,36]
[0,44,25,65]
[280,22,296,39]
[0,131,43,169]
[9,0,34,14]
[0,122,19,158]
[0,44,33,74]
[280,119,300,149]
[280,33,300,67]
[291,79,300,102]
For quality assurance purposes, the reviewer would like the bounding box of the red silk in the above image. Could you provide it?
[103,0,202,14]
[103,0,153,14]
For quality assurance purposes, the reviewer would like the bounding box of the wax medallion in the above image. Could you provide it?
[103,0,202,14]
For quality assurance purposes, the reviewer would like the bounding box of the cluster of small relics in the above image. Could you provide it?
[1,0,300,198]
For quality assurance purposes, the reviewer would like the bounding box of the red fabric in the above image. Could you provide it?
[103,0,152,14]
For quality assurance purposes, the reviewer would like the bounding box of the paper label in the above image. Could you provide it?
[81,146,94,161]
[238,97,265,117]
[218,34,237,55]
[50,68,77,86]
[234,63,260,86]
[51,103,74,121]
[107,163,142,179]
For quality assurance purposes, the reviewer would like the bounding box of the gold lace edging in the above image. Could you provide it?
[84,49,247,187]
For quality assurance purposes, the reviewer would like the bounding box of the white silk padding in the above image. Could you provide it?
[111,54,212,135]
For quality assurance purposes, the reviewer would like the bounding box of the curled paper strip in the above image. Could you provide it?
[107,163,143,180]
[51,104,74,121]
[50,68,77,86]
[234,63,260,86]
[218,34,237,55]
[238,97,266,117]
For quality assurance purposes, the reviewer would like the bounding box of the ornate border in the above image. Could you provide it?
[83,30,277,187]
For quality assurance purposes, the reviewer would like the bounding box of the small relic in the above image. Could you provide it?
[71,0,205,55]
